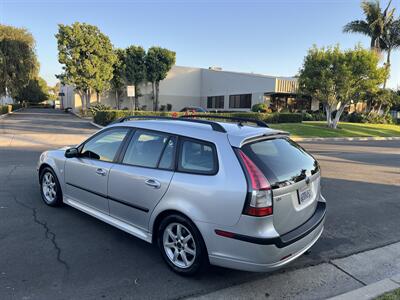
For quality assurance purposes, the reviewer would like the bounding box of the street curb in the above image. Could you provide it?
[0,107,23,119]
[90,121,104,129]
[328,275,400,300]
[292,136,400,142]
[69,111,103,129]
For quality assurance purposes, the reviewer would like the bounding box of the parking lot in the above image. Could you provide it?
[1,109,400,299]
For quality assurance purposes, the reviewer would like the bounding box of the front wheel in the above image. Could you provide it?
[40,167,62,207]
[157,214,208,275]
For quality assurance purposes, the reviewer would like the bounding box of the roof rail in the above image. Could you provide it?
[113,115,227,133]
[180,114,269,128]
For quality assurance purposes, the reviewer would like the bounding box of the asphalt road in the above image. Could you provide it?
[1,109,399,300]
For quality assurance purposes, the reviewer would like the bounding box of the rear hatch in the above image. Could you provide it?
[241,137,320,235]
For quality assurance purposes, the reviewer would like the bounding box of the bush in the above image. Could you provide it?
[93,110,303,126]
[276,113,303,123]
[88,103,110,116]
[365,113,394,124]
[0,104,21,114]
[302,112,313,121]
[11,103,22,110]
[251,103,268,113]
[346,112,394,124]
[347,112,364,123]
[302,111,326,121]
[94,110,131,126]
[0,106,8,114]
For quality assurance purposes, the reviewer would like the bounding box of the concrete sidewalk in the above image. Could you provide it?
[189,242,400,300]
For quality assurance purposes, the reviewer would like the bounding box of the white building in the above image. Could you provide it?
[0,95,14,105]
[61,66,319,112]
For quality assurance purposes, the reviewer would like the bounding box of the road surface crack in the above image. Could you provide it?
[9,193,70,273]
[6,165,17,179]
[3,162,70,275]
[329,261,367,286]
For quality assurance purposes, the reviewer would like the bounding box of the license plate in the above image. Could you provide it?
[298,187,312,204]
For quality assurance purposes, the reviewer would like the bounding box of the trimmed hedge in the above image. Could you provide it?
[277,113,303,123]
[94,110,303,126]
[0,106,8,114]
[0,104,21,115]
[12,103,22,111]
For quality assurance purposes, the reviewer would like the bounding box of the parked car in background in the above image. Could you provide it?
[180,106,208,113]
[37,116,326,275]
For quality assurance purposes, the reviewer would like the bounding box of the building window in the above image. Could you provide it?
[207,96,224,109]
[229,94,252,109]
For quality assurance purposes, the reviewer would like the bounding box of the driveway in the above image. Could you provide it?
[1,109,399,299]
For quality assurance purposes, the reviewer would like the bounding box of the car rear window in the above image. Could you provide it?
[241,138,319,188]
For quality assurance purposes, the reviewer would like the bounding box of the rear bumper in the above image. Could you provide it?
[198,197,326,272]
[209,222,323,272]
[227,201,326,248]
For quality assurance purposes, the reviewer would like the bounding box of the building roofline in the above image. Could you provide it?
[173,65,296,80]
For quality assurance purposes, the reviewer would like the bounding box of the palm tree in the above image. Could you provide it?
[381,17,400,87]
[343,0,394,52]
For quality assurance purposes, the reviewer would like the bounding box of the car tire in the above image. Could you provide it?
[157,214,208,276]
[39,167,63,207]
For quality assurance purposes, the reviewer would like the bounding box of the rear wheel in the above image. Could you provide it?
[40,167,62,207]
[157,214,208,275]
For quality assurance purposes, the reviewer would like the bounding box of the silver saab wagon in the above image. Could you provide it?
[37,115,326,275]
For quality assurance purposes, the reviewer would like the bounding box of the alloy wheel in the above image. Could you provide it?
[42,172,56,203]
[162,222,197,268]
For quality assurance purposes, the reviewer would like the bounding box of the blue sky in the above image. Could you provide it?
[1,0,399,88]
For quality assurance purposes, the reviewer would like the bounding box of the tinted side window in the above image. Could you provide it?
[123,130,169,168]
[178,139,217,174]
[80,128,129,162]
[158,137,176,170]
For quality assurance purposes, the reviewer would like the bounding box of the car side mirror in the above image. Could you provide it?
[65,147,79,158]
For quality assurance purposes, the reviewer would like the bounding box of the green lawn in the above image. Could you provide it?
[375,288,400,300]
[270,121,400,138]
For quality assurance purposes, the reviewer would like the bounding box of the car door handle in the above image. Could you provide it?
[145,178,161,189]
[96,168,107,176]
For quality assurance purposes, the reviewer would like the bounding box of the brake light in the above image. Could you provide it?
[238,150,273,217]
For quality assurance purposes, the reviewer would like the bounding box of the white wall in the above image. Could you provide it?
[62,66,302,112]
[200,69,276,110]
[311,99,320,111]
[148,66,202,111]
[201,69,276,96]
[60,85,75,110]
[0,95,14,105]
[100,66,203,111]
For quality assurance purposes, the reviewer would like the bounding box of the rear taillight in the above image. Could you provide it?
[238,150,273,217]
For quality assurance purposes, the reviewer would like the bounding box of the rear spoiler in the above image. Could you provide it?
[230,131,290,148]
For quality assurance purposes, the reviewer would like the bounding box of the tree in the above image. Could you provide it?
[110,48,126,109]
[48,82,61,101]
[145,47,176,111]
[15,77,49,103]
[125,46,146,110]
[299,45,387,129]
[391,89,400,110]
[0,24,38,99]
[343,0,394,52]
[56,22,116,111]
[381,17,400,87]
